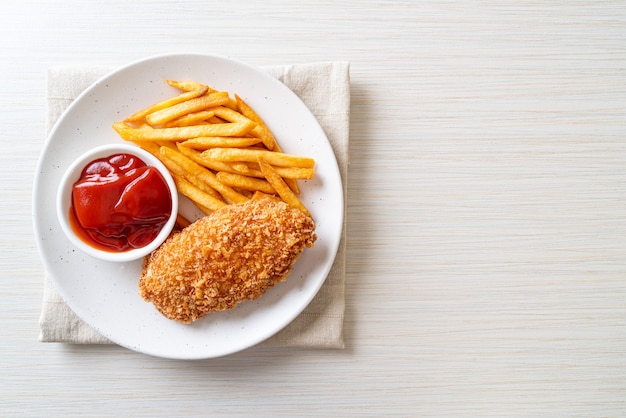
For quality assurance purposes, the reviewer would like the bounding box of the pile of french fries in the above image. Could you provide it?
[112,79,314,226]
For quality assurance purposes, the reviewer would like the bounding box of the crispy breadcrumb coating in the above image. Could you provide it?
[139,197,316,323]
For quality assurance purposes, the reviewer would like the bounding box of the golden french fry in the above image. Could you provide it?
[209,105,247,121]
[235,95,278,150]
[207,115,227,124]
[211,105,277,147]
[225,162,260,177]
[154,140,177,151]
[258,131,300,193]
[258,159,310,216]
[225,161,312,180]
[176,214,192,229]
[178,154,312,181]
[197,204,215,214]
[124,87,208,123]
[157,148,222,201]
[230,162,252,174]
[273,166,315,180]
[224,97,239,111]
[177,144,240,174]
[130,139,161,156]
[165,79,212,92]
[162,110,215,128]
[112,121,255,142]
[160,146,248,204]
[251,191,279,201]
[202,147,314,168]
[172,173,225,214]
[284,177,300,195]
[181,136,262,149]
[146,92,230,126]
[216,171,275,194]
[213,162,312,180]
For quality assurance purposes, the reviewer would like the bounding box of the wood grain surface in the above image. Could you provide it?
[1,1,625,416]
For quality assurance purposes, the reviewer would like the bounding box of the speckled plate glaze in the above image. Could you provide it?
[33,53,343,359]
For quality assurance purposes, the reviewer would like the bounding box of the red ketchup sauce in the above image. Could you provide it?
[69,153,172,252]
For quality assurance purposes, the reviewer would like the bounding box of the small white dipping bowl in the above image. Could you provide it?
[56,143,178,263]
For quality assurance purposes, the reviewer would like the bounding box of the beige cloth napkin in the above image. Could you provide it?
[39,61,350,349]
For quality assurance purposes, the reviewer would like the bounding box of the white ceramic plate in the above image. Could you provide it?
[33,53,343,359]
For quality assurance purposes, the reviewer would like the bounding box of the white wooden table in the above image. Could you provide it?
[2,1,625,416]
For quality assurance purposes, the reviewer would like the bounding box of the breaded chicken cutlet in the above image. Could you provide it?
[139,197,316,323]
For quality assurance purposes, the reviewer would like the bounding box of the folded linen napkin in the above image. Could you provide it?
[39,61,350,349]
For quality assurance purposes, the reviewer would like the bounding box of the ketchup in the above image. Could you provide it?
[69,153,172,252]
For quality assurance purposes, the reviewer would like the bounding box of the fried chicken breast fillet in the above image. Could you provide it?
[139,197,316,323]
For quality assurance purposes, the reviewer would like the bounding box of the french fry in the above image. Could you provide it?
[216,171,275,194]
[284,176,300,195]
[230,162,252,174]
[262,134,300,194]
[235,94,278,150]
[207,115,227,124]
[176,149,313,180]
[172,173,226,214]
[112,121,255,142]
[209,106,252,124]
[157,147,222,201]
[146,92,230,126]
[202,148,314,168]
[216,161,313,180]
[258,159,310,217]
[177,144,241,174]
[176,214,192,229]
[165,79,211,92]
[251,191,279,201]
[160,146,248,204]
[154,140,178,151]
[124,87,208,123]
[219,163,313,180]
[272,166,315,180]
[162,110,215,128]
[131,139,161,156]
[181,136,262,149]
[212,105,276,146]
